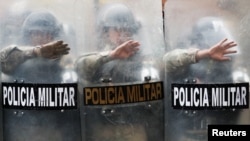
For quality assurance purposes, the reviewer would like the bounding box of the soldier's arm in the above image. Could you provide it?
[75,51,113,82]
[163,48,198,73]
[109,40,140,59]
[163,38,237,73]
[0,40,70,74]
[0,46,35,73]
[75,40,140,82]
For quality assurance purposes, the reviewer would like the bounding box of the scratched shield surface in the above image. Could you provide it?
[75,0,166,141]
[163,0,250,141]
[0,0,86,140]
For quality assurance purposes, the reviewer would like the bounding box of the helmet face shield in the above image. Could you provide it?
[28,30,54,45]
[108,26,136,35]
[107,27,134,46]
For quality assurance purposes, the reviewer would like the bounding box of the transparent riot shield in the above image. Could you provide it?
[0,64,2,141]
[0,0,85,140]
[75,0,165,141]
[164,0,250,141]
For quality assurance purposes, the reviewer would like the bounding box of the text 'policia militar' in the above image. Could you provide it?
[2,83,77,110]
[84,81,164,105]
[172,83,249,109]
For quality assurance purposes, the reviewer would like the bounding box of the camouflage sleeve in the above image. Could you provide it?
[0,45,37,74]
[163,48,199,73]
[75,51,113,82]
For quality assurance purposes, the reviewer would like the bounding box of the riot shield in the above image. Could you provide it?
[164,0,250,141]
[75,0,165,141]
[0,0,85,140]
[0,63,2,141]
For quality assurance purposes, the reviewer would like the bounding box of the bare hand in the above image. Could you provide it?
[209,38,237,61]
[34,40,70,59]
[109,40,140,59]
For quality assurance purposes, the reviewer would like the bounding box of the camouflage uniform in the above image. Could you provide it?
[163,48,198,73]
[0,45,36,74]
[75,51,112,85]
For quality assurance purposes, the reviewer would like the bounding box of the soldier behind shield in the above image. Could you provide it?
[1,9,81,141]
[163,17,238,141]
[0,10,70,83]
[76,3,142,86]
[15,9,69,83]
[75,3,164,141]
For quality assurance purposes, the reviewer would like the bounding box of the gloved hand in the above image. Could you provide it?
[34,40,70,59]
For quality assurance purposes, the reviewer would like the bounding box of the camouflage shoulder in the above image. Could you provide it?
[0,45,19,61]
[75,52,98,62]
[74,52,98,68]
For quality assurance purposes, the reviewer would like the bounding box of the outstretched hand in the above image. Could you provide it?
[34,40,70,59]
[209,38,237,61]
[109,40,140,59]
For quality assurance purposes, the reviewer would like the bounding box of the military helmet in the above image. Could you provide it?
[189,16,233,49]
[97,3,141,33]
[21,10,61,38]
